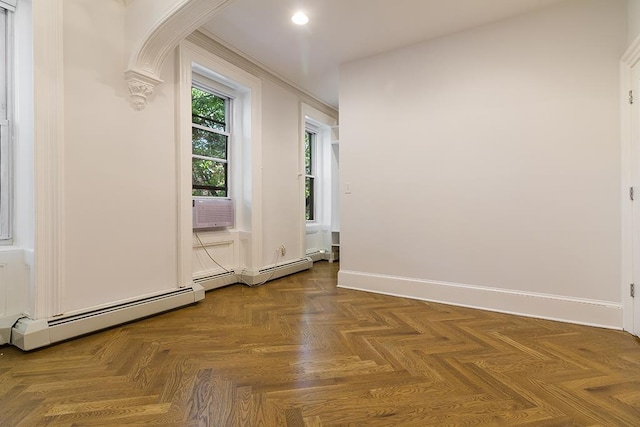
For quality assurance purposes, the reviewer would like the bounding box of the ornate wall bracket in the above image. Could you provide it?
[124,69,163,111]
[124,0,235,111]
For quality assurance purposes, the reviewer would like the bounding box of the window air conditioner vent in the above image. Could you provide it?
[193,198,234,229]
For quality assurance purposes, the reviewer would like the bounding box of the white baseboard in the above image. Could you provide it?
[338,270,622,330]
[11,284,205,351]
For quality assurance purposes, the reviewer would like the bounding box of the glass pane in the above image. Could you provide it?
[305,177,314,221]
[192,128,227,159]
[193,188,227,197]
[192,158,227,197]
[305,131,312,175]
[192,86,226,131]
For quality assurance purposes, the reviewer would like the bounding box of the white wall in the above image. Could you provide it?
[261,80,302,265]
[629,0,640,45]
[62,0,179,313]
[339,0,627,327]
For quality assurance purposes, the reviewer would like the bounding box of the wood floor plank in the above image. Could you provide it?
[1,261,639,426]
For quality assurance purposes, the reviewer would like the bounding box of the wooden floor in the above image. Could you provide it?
[2,262,640,426]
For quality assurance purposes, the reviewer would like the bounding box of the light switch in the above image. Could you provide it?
[345,182,352,194]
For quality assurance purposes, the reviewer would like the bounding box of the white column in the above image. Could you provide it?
[32,0,65,319]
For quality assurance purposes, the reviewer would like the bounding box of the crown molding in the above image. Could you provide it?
[622,34,640,67]
[189,29,338,119]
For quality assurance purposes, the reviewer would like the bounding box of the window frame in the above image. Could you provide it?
[305,128,317,222]
[191,80,233,199]
[0,6,12,243]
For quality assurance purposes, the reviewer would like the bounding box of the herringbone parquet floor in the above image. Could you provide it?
[1,261,640,426]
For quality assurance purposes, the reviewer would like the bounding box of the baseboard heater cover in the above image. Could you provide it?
[306,251,324,263]
[240,257,312,286]
[11,284,205,351]
[0,314,23,346]
[194,271,238,291]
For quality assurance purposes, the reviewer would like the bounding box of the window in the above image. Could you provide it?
[305,129,316,221]
[0,5,11,241]
[191,85,230,197]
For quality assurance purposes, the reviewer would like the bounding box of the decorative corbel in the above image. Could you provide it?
[124,69,163,111]
[123,0,235,111]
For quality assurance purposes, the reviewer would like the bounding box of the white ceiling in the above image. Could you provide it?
[201,0,567,109]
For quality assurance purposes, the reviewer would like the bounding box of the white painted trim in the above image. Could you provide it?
[621,33,640,333]
[32,0,64,319]
[299,103,338,259]
[622,35,640,67]
[0,0,16,12]
[192,238,235,248]
[176,43,194,289]
[128,0,234,79]
[338,270,623,330]
[0,8,13,243]
[621,61,634,333]
[0,313,21,345]
[177,40,263,281]
[125,0,236,110]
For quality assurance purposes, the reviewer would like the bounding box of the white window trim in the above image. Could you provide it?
[0,6,13,243]
[300,103,338,257]
[177,40,263,284]
[305,126,317,223]
[0,1,16,12]
[191,78,234,198]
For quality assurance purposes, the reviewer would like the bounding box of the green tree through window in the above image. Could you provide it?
[192,86,229,197]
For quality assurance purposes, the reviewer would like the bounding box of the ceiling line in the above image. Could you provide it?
[189,29,339,117]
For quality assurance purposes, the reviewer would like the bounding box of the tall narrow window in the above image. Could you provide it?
[191,85,230,197]
[305,129,316,221]
[0,6,11,241]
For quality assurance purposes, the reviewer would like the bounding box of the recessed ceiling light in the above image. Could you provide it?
[291,11,309,26]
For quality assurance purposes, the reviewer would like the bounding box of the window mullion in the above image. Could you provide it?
[192,122,230,137]
[192,154,228,163]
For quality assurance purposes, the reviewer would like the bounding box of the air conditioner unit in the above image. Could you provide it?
[193,198,234,229]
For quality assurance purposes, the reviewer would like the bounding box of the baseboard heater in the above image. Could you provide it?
[0,314,23,346]
[306,251,325,263]
[193,270,237,291]
[11,284,204,351]
[240,257,312,286]
[194,257,313,289]
[10,258,312,351]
